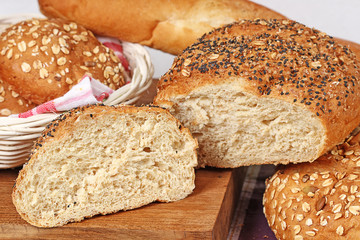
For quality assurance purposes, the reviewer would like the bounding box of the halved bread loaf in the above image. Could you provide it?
[12,105,198,227]
[154,19,360,168]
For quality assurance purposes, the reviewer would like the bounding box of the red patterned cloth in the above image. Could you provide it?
[14,75,113,118]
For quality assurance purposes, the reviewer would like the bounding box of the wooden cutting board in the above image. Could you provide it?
[0,167,245,239]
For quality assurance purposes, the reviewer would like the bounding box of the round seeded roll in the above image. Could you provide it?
[154,19,360,168]
[0,18,126,105]
[0,79,36,116]
[263,131,360,239]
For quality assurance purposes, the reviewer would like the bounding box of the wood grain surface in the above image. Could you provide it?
[0,167,245,239]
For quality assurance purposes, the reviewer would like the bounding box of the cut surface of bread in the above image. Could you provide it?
[12,105,198,227]
[154,19,360,168]
[170,82,324,167]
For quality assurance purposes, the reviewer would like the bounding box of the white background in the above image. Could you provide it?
[1,0,359,78]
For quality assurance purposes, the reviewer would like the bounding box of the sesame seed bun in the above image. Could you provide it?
[154,19,360,168]
[0,18,127,105]
[263,131,360,239]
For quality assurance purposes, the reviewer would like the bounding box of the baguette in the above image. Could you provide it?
[38,0,285,55]
[12,104,198,227]
[154,19,360,168]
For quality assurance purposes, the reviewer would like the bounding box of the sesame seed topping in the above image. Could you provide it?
[21,62,31,72]
[83,51,92,57]
[64,78,73,85]
[181,69,191,77]
[99,53,107,63]
[39,68,49,79]
[348,205,360,215]
[294,225,301,234]
[93,46,99,54]
[6,48,13,59]
[11,91,19,98]
[305,231,316,237]
[57,57,67,66]
[336,225,344,236]
[294,235,303,240]
[295,213,304,221]
[160,19,360,119]
[17,40,26,52]
[51,44,60,54]
[0,108,11,116]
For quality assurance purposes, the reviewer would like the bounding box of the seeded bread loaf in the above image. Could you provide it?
[336,38,360,61]
[0,79,36,116]
[154,19,360,168]
[12,104,198,227]
[0,18,127,106]
[263,132,360,239]
[38,0,285,55]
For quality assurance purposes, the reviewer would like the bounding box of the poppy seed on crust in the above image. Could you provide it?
[157,19,360,117]
[154,19,360,168]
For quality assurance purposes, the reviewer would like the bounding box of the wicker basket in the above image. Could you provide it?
[0,15,154,168]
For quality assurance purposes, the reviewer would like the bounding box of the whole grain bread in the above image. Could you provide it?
[154,19,360,168]
[38,0,285,55]
[12,104,198,227]
[0,79,36,116]
[263,131,360,239]
[0,18,127,105]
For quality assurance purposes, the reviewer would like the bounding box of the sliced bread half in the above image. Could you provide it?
[12,104,198,227]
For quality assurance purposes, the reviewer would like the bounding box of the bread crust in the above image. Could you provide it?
[38,0,285,55]
[263,132,360,239]
[26,104,196,160]
[0,18,126,105]
[0,79,36,116]
[12,104,198,227]
[336,38,360,61]
[154,19,360,166]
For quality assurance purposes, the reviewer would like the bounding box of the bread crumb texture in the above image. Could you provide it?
[155,19,360,168]
[264,131,360,239]
[12,105,198,227]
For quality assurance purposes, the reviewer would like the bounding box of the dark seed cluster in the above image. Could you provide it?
[160,19,360,117]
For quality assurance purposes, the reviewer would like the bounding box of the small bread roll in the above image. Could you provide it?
[12,104,198,227]
[263,132,360,239]
[0,18,126,105]
[154,19,360,168]
[0,79,36,116]
[38,0,285,55]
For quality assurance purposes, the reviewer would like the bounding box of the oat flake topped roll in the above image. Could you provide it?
[154,19,360,168]
[0,18,127,105]
[263,131,360,239]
